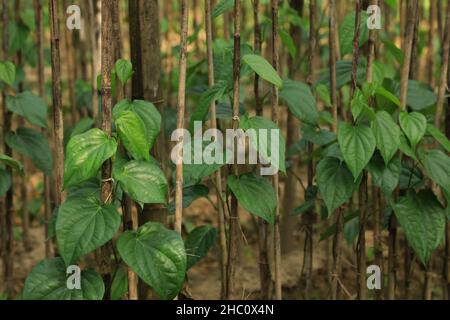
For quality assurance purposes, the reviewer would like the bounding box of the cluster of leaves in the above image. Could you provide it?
[23,61,218,300]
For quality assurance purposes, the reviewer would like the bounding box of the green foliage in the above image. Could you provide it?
[113,100,161,149]
[64,129,117,189]
[280,79,319,125]
[372,111,400,165]
[316,157,359,214]
[23,258,104,300]
[419,149,450,193]
[339,11,370,57]
[0,154,24,173]
[6,91,47,128]
[212,0,234,19]
[114,110,150,161]
[0,169,11,197]
[399,111,427,150]
[113,160,168,205]
[114,59,133,86]
[227,173,277,225]
[117,222,186,300]
[0,60,16,85]
[185,225,218,269]
[6,127,52,175]
[338,123,376,180]
[56,195,121,265]
[393,190,446,265]
[168,184,209,213]
[242,54,283,88]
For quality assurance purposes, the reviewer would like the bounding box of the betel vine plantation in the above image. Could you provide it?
[0,0,449,301]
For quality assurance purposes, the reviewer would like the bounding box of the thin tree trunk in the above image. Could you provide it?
[205,0,228,299]
[49,0,65,213]
[226,0,241,300]
[87,0,101,125]
[97,0,116,299]
[302,0,317,299]
[445,47,450,299]
[175,0,189,236]
[329,0,342,301]
[122,195,138,299]
[427,0,436,87]
[434,2,450,131]
[252,0,271,299]
[271,0,282,301]
[33,0,52,258]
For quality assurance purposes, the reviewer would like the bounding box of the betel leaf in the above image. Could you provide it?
[0,60,16,85]
[405,80,436,111]
[279,29,296,58]
[0,154,23,173]
[399,111,427,150]
[418,149,450,193]
[6,91,47,128]
[240,115,286,174]
[114,110,150,161]
[426,124,450,152]
[301,125,336,146]
[399,133,417,161]
[393,190,446,265]
[280,79,319,125]
[242,54,283,88]
[6,127,52,175]
[23,257,104,300]
[113,160,167,204]
[56,195,121,266]
[168,184,209,213]
[338,123,376,180]
[64,129,117,189]
[339,11,369,57]
[293,185,318,216]
[0,169,11,197]
[185,225,218,269]
[367,153,401,195]
[189,81,228,132]
[113,99,161,149]
[114,59,133,86]
[117,222,186,300]
[212,0,234,19]
[227,173,277,225]
[316,157,358,214]
[372,111,400,165]
[111,266,128,300]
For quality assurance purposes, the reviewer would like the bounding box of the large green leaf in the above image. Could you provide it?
[70,117,94,139]
[419,149,450,193]
[339,11,369,57]
[113,160,167,204]
[367,153,401,195]
[117,222,186,300]
[405,80,436,111]
[372,111,400,165]
[242,54,283,88]
[114,110,150,161]
[64,129,117,189]
[399,111,427,150]
[114,59,133,86]
[0,168,11,196]
[227,173,277,225]
[6,127,52,175]
[280,79,319,125]
[113,99,161,149]
[185,225,218,269]
[393,190,446,264]
[338,123,376,180]
[0,60,16,85]
[6,91,47,128]
[23,257,104,300]
[189,81,228,131]
[316,157,358,214]
[240,115,286,174]
[426,124,450,152]
[111,266,128,300]
[56,195,121,265]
